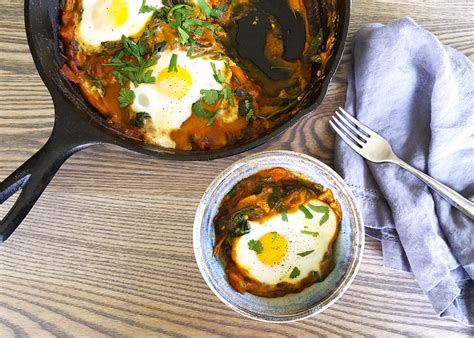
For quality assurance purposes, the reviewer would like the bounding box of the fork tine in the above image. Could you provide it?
[331,116,365,147]
[334,112,368,141]
[338,107,373,136]
[329,120,365,154]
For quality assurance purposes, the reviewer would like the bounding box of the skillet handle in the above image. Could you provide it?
[0,124,96,242]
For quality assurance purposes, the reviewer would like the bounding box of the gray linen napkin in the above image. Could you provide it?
[334,17,474,326]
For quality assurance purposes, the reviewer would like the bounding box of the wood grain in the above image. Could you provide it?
[1,0,474,336]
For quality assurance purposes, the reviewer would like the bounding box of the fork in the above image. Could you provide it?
[330,107,474,220]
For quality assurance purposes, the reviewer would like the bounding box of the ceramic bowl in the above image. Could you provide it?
[193,150,364,322]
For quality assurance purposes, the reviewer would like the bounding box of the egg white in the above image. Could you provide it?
[130,49,231,148]
[77,0,164,52]
[232,200,339,285]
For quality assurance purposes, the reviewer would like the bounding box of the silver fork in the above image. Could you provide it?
[330,107,474,219]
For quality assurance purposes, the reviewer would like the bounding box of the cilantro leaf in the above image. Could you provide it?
[140,69,156,84]
[192,101,214,118]
[177,26,190,45]
[281,209,288,222]
[200,89,221,105]
[299,205,313,219]
[319,212,330,225]
[300,230,319,237]
[118,88,135,108]
[211,62,225,84]
[308,204,330,225]
[206,114,217,127]
[308,204,329,213]
[104,37,157,88]
[248,239,263,254]
[183,18,215,31]
[198,0,224,18]
[289,267,300,279]
[112,69,128,85]
[187,41,198,57]
[168,53,178,72]
[139,0,156,13]
[121,35,143,62]
[222,86,234,98]
[193,28,204,37]
[222,86,234,105]
[297,250,315,257]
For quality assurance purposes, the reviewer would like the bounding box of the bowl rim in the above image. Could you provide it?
[193,150,365,322]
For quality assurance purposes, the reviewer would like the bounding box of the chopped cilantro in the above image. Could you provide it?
[206,114,217,127]
[281,209,288,222]
[187,41,198,57]
[183,18,215,31]
[193,101,218,126]
[193,84,235,126]
[297,250,315,257]
[118,88,135,108]
[222,86,235,105]
[319,212,330,225]
[289,267,300,279]
[121,35,145,62]
[112,69,128,85]
[177,26,190,45]
[104,37,158,87]
[308,204,329,213]
[211,62,225,84]
[299,205,313,219]
[193,27,204,37]
[168,53,178,72]
[192,101,214,118]
[139,0,156,13]
[300,230,319,237]
[200,89,221,105]
[308,204,330,225]
[198,0,224,18]
[248,239,263,254]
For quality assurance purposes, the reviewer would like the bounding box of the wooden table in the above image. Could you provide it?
[1,0,473,336]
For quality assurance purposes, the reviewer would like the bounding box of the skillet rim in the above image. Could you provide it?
[24,0,351,161]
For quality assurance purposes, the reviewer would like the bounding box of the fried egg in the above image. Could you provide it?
[130,49,233,148]
[232,200,339,285]
[77,0,164,52]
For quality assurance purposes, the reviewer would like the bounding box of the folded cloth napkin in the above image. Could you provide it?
[334,17,474,326]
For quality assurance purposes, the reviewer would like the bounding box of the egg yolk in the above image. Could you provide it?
[93,0,129,29]
[257,232,288,266]
[156,66,193,99]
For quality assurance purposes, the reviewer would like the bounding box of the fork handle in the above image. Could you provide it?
[391,158,474,219]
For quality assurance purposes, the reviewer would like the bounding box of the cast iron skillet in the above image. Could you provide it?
[0,0,350,241]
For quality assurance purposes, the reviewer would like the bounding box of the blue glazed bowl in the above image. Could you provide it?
[193,151,364,322]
